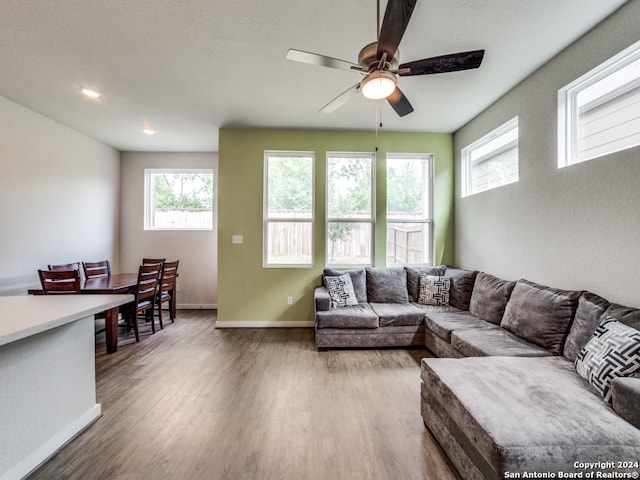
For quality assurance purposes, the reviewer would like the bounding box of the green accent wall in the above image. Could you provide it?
[218,128,454,324]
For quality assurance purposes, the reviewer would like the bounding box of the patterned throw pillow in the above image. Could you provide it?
[324,273,358,308]
[418,274,450,306]
[575,316,640,403]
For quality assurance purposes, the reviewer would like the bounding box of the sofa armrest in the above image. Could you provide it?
[314,286,331,313]
[611,377,640,429]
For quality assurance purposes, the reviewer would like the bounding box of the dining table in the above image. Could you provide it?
[28,273,138,354]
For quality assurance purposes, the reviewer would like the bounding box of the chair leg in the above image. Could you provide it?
[148,309,156,334]
[157,303,164,330]
[133,313,140,342]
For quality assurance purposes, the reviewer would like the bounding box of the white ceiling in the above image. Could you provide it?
[0,0,629,152]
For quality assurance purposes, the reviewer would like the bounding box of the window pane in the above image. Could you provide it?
[327,155,372,219]
[267,155,313,219]
[266,222,313,265]
[386,223,430,265]
[147,170,213,230]
[387,157,430,220]
[327,222,371,265]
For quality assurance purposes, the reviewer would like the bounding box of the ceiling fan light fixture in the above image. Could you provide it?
[361,71,397,100]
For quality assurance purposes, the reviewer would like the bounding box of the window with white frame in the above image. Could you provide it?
[264,152,314,267]
[386,154,433,266]
[144,169,214,230]
[326,153,374,267]
[461,117,519,197]
[558,39,640,167]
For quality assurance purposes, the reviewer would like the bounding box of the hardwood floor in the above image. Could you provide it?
[28,311,459,480]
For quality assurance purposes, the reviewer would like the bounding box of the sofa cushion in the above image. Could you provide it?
[405,265,446,302]
[443,268,478,310]
[468,272,515,325]
[603,303,640,331]
[323,268,367,303]
[611,377,640,429]
[365,268,409,303]
[452,327,554,357]
[501,280,581,355]
[421,356,640,476]
[424,311,495,342]
[563,292,610,362]
[323,274,358,308]
[316,303,378,329]
[369,302,426,327]
[417,275,450,306]
[575,317,640,403]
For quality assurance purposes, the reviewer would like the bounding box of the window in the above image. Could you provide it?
[327,153,374,267]
[558,39,640,167]
[461,117,519,197]
[386,154,433,266]
[144,169,214,230]
[264,152,314,267]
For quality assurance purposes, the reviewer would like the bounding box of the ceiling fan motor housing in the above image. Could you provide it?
[358,42,399,71]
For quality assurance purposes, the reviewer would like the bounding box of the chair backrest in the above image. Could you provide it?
[49,262,83,281]
[135,263,162,304]
[38,269,81,294]
[142,258,166,266]
[159,260,179,297]
[83,260,111,279]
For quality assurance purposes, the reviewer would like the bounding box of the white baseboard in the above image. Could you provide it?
[215,320,314,328]
[176,304,217,310]
[3,404,101,480]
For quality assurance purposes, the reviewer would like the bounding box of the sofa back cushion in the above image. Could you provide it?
[603,303,640,331]
[323,268,367,303]
[563,292,611,362]
[404,265,446,302]
[443,268,478,310]
[469,272,516,325]
[366,268,409,303]
[501,280,581,355]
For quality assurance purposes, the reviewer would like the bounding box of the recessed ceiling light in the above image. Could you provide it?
[81,88,101,98]
[143,129,156,136]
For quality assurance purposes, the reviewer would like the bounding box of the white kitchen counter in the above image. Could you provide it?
[0,294,133,480]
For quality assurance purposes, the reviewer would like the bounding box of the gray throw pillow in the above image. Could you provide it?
[443,268,478,310]
[563,292,610,362]
[366,268,409,303]
[417,275,450,306]
[323,268,367,303]
[501,280,581,355]
[404,265,446,302]
[468,272,516,324]
[323,274,358,308]
[575,317,640,404]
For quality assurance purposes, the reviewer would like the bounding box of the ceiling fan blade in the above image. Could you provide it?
[377,0,417,60]
[399,50,485,76]
[320,83,362,114]
[287,49,360,71]
[387,86,414,117]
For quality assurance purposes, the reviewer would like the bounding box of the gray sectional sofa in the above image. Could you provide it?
[314,266,640,480]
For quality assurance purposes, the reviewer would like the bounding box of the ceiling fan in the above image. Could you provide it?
[286,0,484,117]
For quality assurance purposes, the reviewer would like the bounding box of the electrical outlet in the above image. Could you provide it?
[287,296,293,305]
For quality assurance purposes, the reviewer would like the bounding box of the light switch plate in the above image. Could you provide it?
[231,235,244,244]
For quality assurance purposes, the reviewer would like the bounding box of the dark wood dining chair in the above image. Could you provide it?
[142,257,166,266]
[38,269,81,294]
[49,262,83,282]
[157,260,179,325]
[82,260,111,279]
[125,263,163,342]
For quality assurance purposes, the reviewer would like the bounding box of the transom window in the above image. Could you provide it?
[461,117,519,197]
[144,169,214,230]
[558,39,640,167]
[326,153,375,267]
[386,154,433,266]
[263,152,314,267]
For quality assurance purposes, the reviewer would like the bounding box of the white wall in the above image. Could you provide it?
[119,152,218,308]
[454,1,640,307]
[0,96,120,295]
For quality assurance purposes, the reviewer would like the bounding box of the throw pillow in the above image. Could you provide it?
[324,274,358,309]
[418,275,450,306]
[323,268,367,303]
[575,316,640,403]
[404,266,447,302]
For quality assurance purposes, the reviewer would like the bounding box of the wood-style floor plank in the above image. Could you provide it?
[27,311,459,480]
